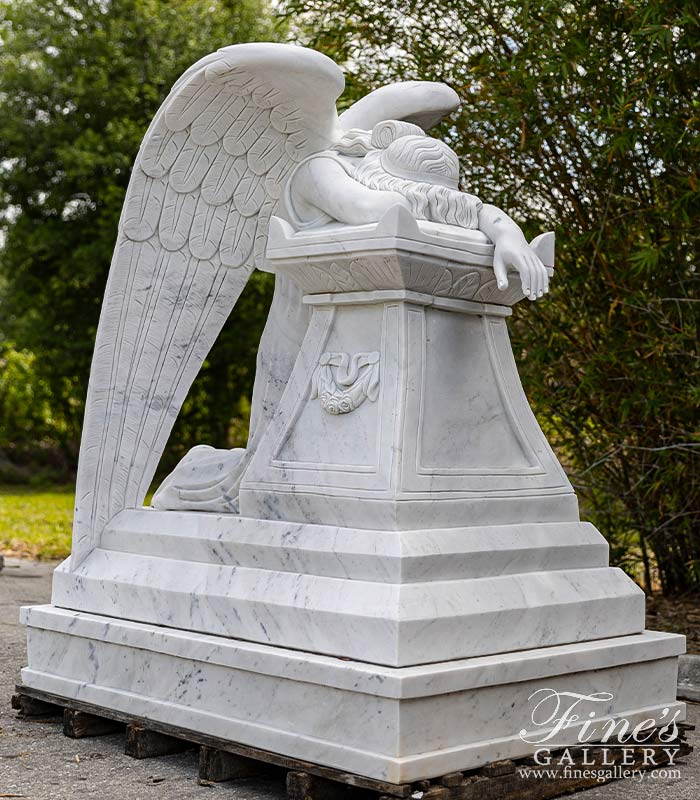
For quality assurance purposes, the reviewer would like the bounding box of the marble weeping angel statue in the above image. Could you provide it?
[72,42,551,541]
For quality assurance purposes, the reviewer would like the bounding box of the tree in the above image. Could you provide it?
[0,0,279,475]
[284,0,700,594]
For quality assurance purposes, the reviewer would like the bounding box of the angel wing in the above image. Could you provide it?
[70,43,344,567]
[338,81,460,132]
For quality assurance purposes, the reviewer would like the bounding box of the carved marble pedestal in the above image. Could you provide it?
[21,212,685,783]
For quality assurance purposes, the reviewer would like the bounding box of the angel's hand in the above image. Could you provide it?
[492,234,549,301]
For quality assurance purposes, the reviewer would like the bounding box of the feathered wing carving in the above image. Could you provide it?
[338,81,460,132]
[71,43,344,566]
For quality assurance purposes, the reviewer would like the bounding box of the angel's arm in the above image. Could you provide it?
[292,157,411,226]
[478,204,549,301]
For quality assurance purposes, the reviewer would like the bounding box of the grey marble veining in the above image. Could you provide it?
[22,606,685,782]
[50,546,644,666]
[21,41,685,783]
[100,510,609,582]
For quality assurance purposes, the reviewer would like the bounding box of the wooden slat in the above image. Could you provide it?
[199,746,266,782]
[63,708,123,738]
[440,772,463,787]
[15,684,692,800]
[15,684,412,797]
[287,771,356,800]
[480,759,515,777]
[125,724,192,758]
[11,693,62,718]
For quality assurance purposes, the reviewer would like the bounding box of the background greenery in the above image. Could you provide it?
[1,0,698,595]
[0,0,278,481]
[0,484,74,559]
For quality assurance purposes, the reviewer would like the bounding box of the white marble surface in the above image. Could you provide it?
[71,37,550,531]
[22,605,685,782]
[337,81,459,132]
[47,508,645,667]
[240,232,574,529]
[70,41,488,554]
[70,44,344,564]
[265,208,554,305]
[22,606,685,697]
[101,509,609,582]
[50,549,644,666]
[22,42,686,784]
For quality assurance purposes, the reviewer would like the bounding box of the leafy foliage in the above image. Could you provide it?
[0,0,279,475]
[284,0,700,593]
[0,344,69,481]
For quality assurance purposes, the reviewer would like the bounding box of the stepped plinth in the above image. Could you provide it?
[21,213,684,782]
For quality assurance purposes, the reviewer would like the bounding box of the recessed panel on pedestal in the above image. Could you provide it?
[19,43,686,790]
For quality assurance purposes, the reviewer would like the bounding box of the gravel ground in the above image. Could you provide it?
[0,559,286,800]
[0,558,697,800]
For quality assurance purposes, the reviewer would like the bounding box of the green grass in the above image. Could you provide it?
[0,484,74,560]
[0,484,157,560]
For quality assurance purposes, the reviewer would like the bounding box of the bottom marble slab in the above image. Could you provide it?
[21,605,685,783]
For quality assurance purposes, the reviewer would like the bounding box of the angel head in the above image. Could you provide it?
[337,120,480,228]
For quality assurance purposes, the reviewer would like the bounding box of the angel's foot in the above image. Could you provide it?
[151,445,246,513]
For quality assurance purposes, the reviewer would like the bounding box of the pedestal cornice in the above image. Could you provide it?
[265,206,554,307]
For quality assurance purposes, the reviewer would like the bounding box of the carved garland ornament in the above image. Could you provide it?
[311,352,380,415]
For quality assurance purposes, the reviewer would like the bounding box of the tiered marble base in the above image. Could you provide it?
[48,509,644,666]
[24,190,686,786]
[21,508,685,782]
[21,604,684,783]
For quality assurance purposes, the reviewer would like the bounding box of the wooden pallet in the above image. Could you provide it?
[12,684,693,800]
